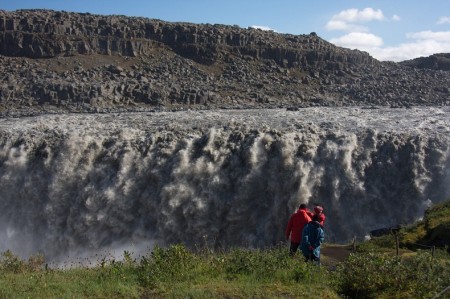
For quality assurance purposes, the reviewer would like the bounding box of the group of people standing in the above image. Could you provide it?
[285,203,326,263]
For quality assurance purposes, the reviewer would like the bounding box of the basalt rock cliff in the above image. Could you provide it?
[0,9,449,116]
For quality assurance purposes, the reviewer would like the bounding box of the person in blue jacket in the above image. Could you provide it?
[300,214,325,264]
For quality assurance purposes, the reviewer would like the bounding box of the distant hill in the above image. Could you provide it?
[400,53,450,71]
[0,9,449,116]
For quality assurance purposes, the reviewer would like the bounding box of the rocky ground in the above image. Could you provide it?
[0,9,449,117]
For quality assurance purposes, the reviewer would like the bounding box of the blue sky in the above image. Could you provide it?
[2,0,450,61]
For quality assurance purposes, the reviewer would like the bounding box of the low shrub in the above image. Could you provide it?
[223,247,287,277]
[0,250,45,274]
[334,251,450,298]
[0,250,25,274]
[136,244,331,292]
[137,244,205,288]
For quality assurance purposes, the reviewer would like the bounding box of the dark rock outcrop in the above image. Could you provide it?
[400,53,450,71]
[0,9,449,116]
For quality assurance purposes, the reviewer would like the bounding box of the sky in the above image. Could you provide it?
[2,0,450,62]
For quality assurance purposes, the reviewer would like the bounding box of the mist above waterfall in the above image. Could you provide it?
[0,107,449,263]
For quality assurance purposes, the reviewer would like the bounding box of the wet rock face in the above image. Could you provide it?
[0,9,449,116]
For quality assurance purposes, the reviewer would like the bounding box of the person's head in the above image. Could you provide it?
[312,214,321,222]
[314,205,323,214]
[299,203,307,209]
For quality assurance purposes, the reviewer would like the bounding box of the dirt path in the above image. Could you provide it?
[321,244,354,268]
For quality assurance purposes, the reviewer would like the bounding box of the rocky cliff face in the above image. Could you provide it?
[0,9,449,116]
[0,10,375,67]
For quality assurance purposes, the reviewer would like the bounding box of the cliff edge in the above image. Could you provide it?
[0,9,449,116]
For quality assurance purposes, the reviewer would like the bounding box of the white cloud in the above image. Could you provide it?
[250,25,277,32]
[370,39,450,61]
[407,30,450,42]
[437,16,450,25]
[326,8,450,61]
[326,20,369,32]
[334,8,384,23]
[392,14,401,22]
[330,32,384,48]
[325,8,450,61]
[326,8,385,31]
[330,30,450,62]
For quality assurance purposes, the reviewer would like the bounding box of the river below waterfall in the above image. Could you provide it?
[1,107,449,264]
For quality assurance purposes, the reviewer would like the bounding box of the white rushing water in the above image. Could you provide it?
[0,107,449,264]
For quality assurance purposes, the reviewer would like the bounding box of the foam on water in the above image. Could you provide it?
[0,107,449,263]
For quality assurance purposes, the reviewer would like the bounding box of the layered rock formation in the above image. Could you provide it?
[0,9,449,116]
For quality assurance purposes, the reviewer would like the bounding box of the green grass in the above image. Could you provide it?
[137,245,338,298]
[335,250,450,299]
[0,246,339,299]
[1,198,450,298]
[0,268,141,299]
[1,244,449,299]
[396,199,450,252]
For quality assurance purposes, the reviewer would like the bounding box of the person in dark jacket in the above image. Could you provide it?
[300,214,325,264]
[285,203,312,256]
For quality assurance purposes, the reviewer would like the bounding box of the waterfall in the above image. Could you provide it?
[0,108,449,263]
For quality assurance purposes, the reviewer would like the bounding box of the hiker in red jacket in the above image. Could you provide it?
[285,203,312,255]
[307,205,326,226]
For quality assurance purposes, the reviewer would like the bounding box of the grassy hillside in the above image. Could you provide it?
[356,198,450,251]
[404,199,450,249]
